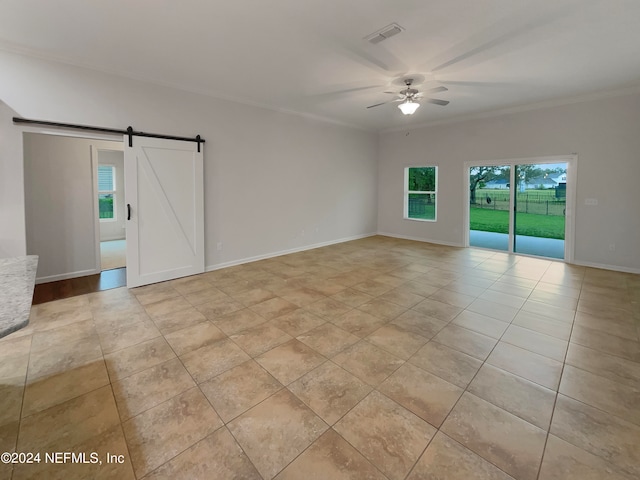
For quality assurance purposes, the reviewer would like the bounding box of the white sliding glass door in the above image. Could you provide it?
[467,156,575,261]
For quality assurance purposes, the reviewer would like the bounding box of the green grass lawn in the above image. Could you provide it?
[470,208,565,239]
[99,197,114,219]
[407,200,565,239]
[408,205,436,220]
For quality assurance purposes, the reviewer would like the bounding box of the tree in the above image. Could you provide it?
[470,166,502,204]
[408,167,436,204]
[517,165,542,182]
[408,167,435,191]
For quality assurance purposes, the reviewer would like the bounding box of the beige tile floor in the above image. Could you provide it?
[2,236,640,479]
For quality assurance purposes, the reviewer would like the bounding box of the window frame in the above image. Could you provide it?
[404,166,438,222]
[98,164,117,223]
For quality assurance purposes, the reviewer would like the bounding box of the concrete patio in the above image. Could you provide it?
[470,230,565,260]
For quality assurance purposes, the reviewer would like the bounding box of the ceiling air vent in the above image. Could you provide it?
[365,23,404,44]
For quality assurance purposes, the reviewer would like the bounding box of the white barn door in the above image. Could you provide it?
[124,136,204,288]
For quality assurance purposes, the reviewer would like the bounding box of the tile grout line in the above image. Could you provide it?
[96,296,144,480]
[10,332,34,480]
[117,287,208,478]
[533,267,585,480]
[251,257,449,479]
[218,303,396,480]
[385,266,517,479]
[411,266,551,480]
[148,279,376,479]
[400,257,525,479]
[133,287,265,479]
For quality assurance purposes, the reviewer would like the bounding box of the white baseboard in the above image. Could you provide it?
[571,260,640,275]
[206,232,377,272]
[376,231,464,248]
[36,268,101,284]
[379,231,640,274]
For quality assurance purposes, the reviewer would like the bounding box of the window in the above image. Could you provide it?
[98,165,116,221]
[405,166,437,221]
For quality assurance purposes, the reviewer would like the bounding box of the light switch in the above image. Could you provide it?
[584,198,598,206]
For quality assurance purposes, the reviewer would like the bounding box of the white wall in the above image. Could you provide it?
[98,149,126,242]
[0,51,378,270]
[23,133,123,281]
[0,101,26,257]
[378,91,640,272]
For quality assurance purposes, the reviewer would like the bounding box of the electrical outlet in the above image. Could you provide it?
[217,242,223,251]
[608,243,616,251]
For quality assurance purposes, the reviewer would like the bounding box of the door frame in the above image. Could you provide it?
[463,154,577,263]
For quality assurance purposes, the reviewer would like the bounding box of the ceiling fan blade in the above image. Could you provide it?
[307,84,385,101]
[424,85,448,94]
[323,85,383,96]
[366,101,391,109]
[425,98,450,106]
[439,80,513,88]
[321,34,407,75]
[414,2,579,74]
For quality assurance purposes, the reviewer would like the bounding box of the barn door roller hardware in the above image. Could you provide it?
[13,117,205,152]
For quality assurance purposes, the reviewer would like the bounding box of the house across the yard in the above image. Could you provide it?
[524,176,558,189]
[484,179,510,189]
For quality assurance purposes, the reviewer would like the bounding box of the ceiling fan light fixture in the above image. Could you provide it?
[398,99,420,115]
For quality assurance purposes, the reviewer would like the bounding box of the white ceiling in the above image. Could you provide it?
[1,0,640,131]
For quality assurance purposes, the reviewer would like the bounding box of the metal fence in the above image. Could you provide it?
[408,196,435,217]
[472,195,565,216]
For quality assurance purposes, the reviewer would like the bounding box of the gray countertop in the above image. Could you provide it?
[0,255,38,339]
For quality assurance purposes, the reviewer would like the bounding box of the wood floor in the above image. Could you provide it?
[32,267,126,304]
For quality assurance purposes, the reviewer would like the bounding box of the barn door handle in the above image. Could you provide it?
[127,204,131,220]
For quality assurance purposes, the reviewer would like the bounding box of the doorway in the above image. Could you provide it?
[466,156,575,261]
[95,148,127,271]
[23,128,205,289]
[23,132,125,284]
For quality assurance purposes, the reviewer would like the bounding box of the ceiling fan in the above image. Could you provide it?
[366,79,449,115]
